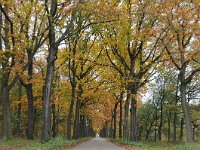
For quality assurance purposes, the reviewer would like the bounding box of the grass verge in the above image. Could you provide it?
[0,136,91,150]
[111,138,200,150]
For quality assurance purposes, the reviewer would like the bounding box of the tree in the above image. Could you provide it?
[161,0,200,143]
[41,0,76,141]
[0,2,20,139]
[101,0,164,141]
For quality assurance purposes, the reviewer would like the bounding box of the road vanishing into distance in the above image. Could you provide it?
[72,137,125,150]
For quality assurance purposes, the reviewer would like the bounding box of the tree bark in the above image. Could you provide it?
[0,8,2,50]
[124,93,130,140]
[173,111,177,143]
[145,121,153,141]
[41,44,57,141]
[119,91,123,138]
[73,83,82,139]
[1,5,13,139]
[154,107,158,142]
[26,49,35,140]
[130,86,137,141]
[113,101,118,139]
[52,103,56,138]
[16,83,22,137]
[180,117,184,143]
[1,87,11,139]
[66,53,76,139]
[41,0,58,142]
[26,83,34,139]
[66,85,75,139]
[73,98,81,139]
[180,82,193,143]
[110,115,113,138]
[167,111,171,143]
[173,82,179,143]
[158,100,163,141]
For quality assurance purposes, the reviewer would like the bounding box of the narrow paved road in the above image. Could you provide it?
[72,137,125,150]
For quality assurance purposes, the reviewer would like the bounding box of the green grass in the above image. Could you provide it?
[111,138,200,150]
[0,138,38,149]
[0,136,90,150]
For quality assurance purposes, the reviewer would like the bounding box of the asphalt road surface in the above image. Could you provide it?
[72,137,125,150]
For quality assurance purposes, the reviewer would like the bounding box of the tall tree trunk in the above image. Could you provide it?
[113,102,118,139]
[173,82,179,143]
[52,103,56,138]
[26,83,34,139]
[26,50,35,140]
[66,56,76,140]
[158,100,163,141]
[180,117,184,143]
[79,115,86,138]
[124,93,130,140]
[154,108,158,142]
[0,9,2,51]
[167,111,171,143]
[110,115,113,138]
[73,98,81,139]
[79,115,84,138]
[145,121,153,141]
[119,91,123,138]
[73,84,82,139]
[41,0,58,141]
[193,126,196,141]
[138,127,143,140]
[145,128,151,141]
[173,111,177,143]
[41,45,58,141]
[16,83,22,137]
[180,82,193,143]
[66,84,76,139]
[1,87,11,139]
[1,5,12,140]
[130,86,137,141]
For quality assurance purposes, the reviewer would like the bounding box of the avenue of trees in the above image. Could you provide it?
[0,0,199,144]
